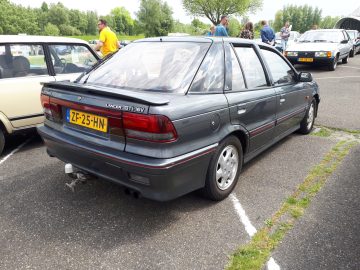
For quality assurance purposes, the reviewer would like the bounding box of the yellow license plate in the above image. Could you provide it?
[298,58,314,62]
[67,109,108,132]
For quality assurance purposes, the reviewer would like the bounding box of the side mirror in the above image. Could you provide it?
[299,72,313,82]
[340,40,348,44]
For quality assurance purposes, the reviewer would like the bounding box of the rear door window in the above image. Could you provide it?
[233,46,267,89]
[0,44,47,79]
[49,44,97,74]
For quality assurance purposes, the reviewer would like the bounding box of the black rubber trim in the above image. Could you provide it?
[9,113,44,121]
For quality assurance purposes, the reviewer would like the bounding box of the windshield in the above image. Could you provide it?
[346,31,356,39]
[298,31,343,43]
[82,41,210,93]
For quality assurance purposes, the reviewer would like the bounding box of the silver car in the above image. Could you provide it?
[285,29,353,71]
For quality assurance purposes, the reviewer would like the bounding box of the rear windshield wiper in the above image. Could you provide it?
[299,40,311,43]
[313,40,328,42]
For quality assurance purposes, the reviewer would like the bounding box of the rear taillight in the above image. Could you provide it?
[123,112,178,143]
[40,94,62,121]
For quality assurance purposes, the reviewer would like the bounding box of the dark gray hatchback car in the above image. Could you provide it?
[38,37,320,201]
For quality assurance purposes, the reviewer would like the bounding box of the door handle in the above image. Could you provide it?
[280,98,286,103]
[237,108,246,115]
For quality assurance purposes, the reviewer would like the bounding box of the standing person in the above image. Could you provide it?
[207,25,215,36]
[214,15,229,37]
[240,22,254,39]
[95,19,119,57]
[280,21,291,52]
[260,20,275,45]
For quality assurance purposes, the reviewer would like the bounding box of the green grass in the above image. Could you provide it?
[226,139,358,270]
[70,35,144,42]
[311,127,332,137]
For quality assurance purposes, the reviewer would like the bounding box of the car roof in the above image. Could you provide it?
[307,29,345,32]
[0,35,88,44]
[133,36,268,47]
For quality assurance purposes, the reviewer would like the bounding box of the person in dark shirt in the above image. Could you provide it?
[260,20,275,45]
[240,22,254,39]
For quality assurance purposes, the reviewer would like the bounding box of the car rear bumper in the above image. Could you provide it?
[38,125,216,201]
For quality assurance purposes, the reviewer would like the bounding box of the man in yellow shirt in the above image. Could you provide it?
[95,19,119,57]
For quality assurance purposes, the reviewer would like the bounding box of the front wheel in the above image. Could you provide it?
[202,136,243,201]
[350,48,355,58]
[299,99,316,134]
[342,53,349,64]
[328,55,338,71]
[0,129,5,156]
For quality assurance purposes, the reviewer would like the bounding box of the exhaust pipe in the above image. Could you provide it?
[124,188,141,199]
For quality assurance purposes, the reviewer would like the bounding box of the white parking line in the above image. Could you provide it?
[0,137,32,165]
[314,75,360,80]
[230,193,281,270]
[338,66,360,70]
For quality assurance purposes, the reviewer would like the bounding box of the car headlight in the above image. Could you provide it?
[315,51,332,58]
[286,51,298,57]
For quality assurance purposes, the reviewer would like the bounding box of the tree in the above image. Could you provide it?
[228,17,241,37]
[182,0,262,25]
[47,3,69,27]
[137,0,174,37]
[273,5,322,33]
[44,23,60,36]
[110,7,134,35]
[190,18,210,35]
[320,16,340,29]
[86,11,98,35]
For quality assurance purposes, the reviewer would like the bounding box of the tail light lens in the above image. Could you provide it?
[40,94,62,121]
[123,112,178,143]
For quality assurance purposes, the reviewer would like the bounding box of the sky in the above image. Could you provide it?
[10,0,360,24]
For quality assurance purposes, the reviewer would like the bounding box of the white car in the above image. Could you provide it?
[0,35,100,154]
[285,29,353,71]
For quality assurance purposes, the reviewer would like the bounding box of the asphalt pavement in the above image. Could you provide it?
[0,51,359,270]
[272,145,360,270]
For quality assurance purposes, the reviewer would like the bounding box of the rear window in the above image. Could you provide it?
[83,41,210,93]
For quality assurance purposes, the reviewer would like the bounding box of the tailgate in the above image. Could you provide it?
[41,82,168,152]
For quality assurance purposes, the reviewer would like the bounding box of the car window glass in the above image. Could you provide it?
[83,42,210,93]
[234,47,267,88]
[189,43,224,93]
[49,44,97,74]
[261,49,296,85]
[0,44,47,79]
[230,47,246,91]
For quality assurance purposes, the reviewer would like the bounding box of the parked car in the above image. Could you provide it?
[285,29,353,71]
[37,37,320,201]
[0,35,100,155]
[346,29,360,56]
[275,31,301,52]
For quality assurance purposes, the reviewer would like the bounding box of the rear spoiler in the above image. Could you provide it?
[42,81,170,106]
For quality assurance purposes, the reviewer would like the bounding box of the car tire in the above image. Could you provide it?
[328,55,338,71]
[299,99,316,134]
[202,136,243,201]
[342,53,349,64]
[350,48,355,57]
[0,129,5,156]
